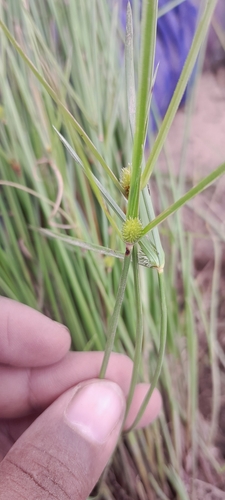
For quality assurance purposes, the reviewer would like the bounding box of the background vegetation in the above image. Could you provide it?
[0,1,224,498]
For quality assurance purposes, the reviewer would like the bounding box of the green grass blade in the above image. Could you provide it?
[142,162,225,236]
[53,127,126,224]
[125,2,136,137]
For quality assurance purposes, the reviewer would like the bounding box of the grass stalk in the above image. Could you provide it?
[125,2,136,137]
[127,0,158,219]
[99,251,132,378]
[208,240,221,444]
[127,269,167,431]
[125,244,143,419]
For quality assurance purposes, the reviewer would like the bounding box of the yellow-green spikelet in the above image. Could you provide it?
[120,165,131,198]
[122,217,143,244]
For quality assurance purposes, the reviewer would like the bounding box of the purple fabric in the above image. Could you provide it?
[155,0,197,120]
[117,0,198,125]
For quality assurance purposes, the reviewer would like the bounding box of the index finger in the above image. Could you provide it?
[0,297,71,367]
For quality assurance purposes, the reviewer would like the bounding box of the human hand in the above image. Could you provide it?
[0,298,161,499]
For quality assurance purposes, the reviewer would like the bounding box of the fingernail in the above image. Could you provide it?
[64,380,125,444]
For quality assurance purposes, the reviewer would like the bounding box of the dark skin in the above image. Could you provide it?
[0,298,161,499]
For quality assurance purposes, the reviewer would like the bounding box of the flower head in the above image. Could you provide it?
[120,165,131,198]
[122,217,143,244]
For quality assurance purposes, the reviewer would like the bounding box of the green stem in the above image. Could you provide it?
[127,0,158,218]
[99,250,132,378]
[125,1,136,137]
[126,269,167,431]
[208,240,221,444]
[142,162,225,237]
[125,244,143,419]
[141,0,218,188]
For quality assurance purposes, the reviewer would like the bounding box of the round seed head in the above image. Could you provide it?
[122,217,143,244]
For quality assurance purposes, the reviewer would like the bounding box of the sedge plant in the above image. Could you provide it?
[0,0,225,497]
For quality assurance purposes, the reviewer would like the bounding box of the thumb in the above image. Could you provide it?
[0,380,126,500]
